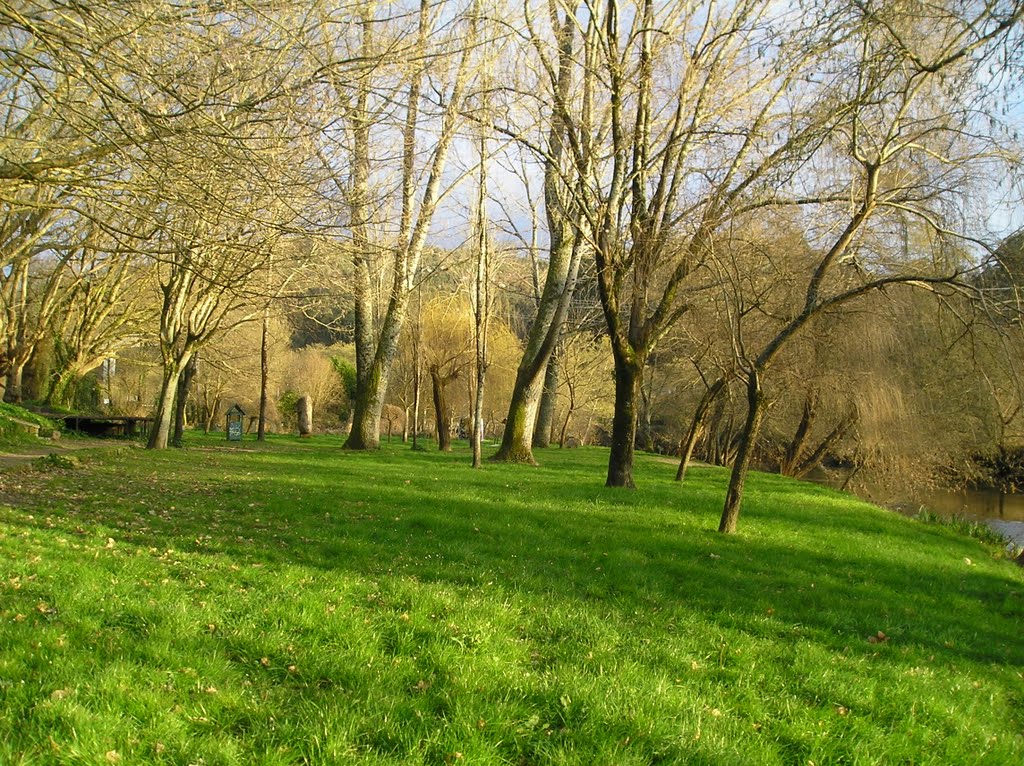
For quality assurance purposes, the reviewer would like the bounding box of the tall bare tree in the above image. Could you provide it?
[337,0,482,449]
[715,0,1024,532]
[524,0,842,487]
[493,3,589,463]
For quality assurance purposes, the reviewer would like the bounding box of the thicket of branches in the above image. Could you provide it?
[3,0,1024,531]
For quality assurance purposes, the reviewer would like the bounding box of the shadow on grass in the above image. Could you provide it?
[5,438,1021,680]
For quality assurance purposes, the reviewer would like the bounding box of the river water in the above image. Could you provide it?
[884,486,1024,548]
[812,474,1024,549]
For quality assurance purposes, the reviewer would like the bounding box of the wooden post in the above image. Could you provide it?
[297,396,313,437]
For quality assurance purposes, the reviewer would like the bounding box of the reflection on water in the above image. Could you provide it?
[876,487,1024,523]
[808,470,1024,547]
[861,487,1024,548]
[806,468,1024,521]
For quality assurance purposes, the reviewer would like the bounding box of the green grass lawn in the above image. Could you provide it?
[1,435,1022,765]
[0,403,62,445]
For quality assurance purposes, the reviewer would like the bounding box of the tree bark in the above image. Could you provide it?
[719,371,765,534]
[345,0,476,451]
[3,365,25,404]
[297,396,313,437]
[533,347,561,449]
[203,395,221,434]
[493,9,580,464]
[45,364,90,408]
[676,377,726,482]
[494,374,544,463]
[779,391,816,476]
[172,354,198,447]
[558,379,578,447]
[471,131,489,469]
[606,351,642,488]
[430,368,451,452]
[411,307,422,451]
[790,410,857,479]
[257,306,270,441]
[148,359,186,450]
[47,373,76,409]
[346,362,386,449]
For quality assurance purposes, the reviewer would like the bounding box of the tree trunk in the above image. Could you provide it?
[791,410,857,479]
[558,384,577,447]
[257,307,270,441]
[471,131,489,469]
[676,378,726,482]
[3,365,25,404]
[297,396,313,437]
[171,354,198,447]
[703,392,731,466]
[719,370,765,534]
[492,269,572,462]
[345,11,378,450]
[430,368,451,452]
[45,369,81,409]
[493,377,543,463]
[204,395,221,434]
[606,352,642,488]
[345,1,475,452]
[148,359,185,450]
[779,391,816,476]
[412,344,422,450]
[346,365,385,449]
[533,347,561,448]
[494,10,580,464]
[639,366,655,453]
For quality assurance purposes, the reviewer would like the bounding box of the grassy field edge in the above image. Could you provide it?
[1,435,1022,765]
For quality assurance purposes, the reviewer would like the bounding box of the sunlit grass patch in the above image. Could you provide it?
[1,434,1022,764]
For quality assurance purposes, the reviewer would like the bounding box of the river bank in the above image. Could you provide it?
[803,466,1024,550]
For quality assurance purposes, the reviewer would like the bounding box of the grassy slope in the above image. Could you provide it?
[0,403,60,444]
[0,435,1021,765]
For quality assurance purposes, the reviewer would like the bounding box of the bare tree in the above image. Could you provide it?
[715,0,1024,532]
[493,3,589,463]
[335,0,483,449]
[0,192,67,401]
[525,0,844,487]
[471,132,491,467]
[45,219,157,407]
